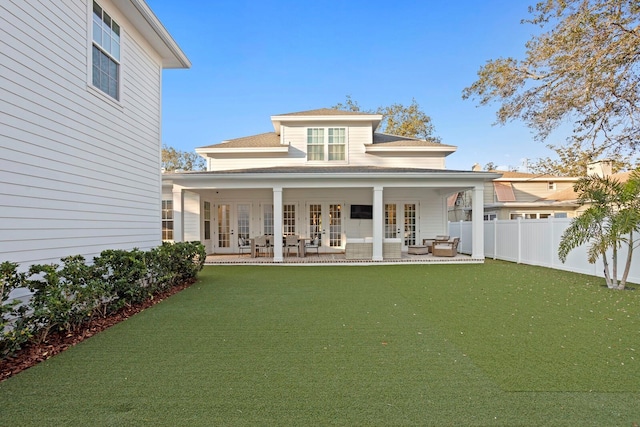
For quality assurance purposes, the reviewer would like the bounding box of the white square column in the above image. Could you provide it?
[273,187,283,262]
[471,185,484,259]
[172,186,184,243]
[372,186,384,261]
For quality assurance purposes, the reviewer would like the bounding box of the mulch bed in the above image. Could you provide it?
[0,280,194,383]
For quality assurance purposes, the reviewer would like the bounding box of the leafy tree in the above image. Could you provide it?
[162,145,205,171]
[333,96,441,142]
[558,169,640,289]
[484,162,498,171]
[528,141,636,176]
[463,0,640,165]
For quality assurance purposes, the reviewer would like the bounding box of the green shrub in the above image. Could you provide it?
[1,262,32,358]
[94,249,150,311]
[1,242,206,360]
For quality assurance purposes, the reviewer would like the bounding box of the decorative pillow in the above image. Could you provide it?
[313,236,319,246]
[238,237,245,246]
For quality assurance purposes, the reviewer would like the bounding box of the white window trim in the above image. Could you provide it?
[87,1,124,106]
[306,127,348,163]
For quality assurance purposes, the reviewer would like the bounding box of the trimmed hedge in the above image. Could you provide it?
[1,241,206,359]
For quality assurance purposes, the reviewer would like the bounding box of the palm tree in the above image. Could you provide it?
[558,169,640,290]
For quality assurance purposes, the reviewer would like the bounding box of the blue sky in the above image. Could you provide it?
[147,0,565,171]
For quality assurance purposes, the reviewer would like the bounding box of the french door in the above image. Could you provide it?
[214,203,251,253]
[385,202,418,250]
[307,202,343,252]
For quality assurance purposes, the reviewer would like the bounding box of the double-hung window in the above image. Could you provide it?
[92,1,120,100]
[307,127,346,162]
[162,200,173,240]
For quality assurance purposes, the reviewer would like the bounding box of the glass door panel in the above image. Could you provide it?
[217,204,231,251]
[403,203,417,247]
[329,204,342,247]
[385,204,397,238]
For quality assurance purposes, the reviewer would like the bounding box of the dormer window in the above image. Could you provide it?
[307,127,346,161]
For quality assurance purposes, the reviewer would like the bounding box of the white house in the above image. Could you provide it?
[0,0,190,266]
[162,109,500,262]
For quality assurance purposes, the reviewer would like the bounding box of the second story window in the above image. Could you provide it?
[307,127,346,162]
[92,1,120,100]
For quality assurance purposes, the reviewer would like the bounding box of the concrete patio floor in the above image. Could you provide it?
[205,252,483,266]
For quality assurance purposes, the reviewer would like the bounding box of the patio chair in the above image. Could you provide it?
[254,235,270,257]
[285,235,299,257]
[422,235,450,253]
[431,237,460,257]
[238,236,251,255]
[305,236,320,256]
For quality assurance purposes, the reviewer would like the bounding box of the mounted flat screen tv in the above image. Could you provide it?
[350,204,373,219]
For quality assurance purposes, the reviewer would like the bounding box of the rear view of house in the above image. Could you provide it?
[0,0,190,266]
[163,109,499,261]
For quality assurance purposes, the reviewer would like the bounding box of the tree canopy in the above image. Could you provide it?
[161,145,206,171]
[333,96,441,142]
[463,0,640,172]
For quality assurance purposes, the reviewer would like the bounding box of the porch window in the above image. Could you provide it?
[203,201,211,240]
[162,200,173,240]
[92,1,120,100]
[307,127,346,162]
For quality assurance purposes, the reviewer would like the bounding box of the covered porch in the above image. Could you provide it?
[163,167,500,263]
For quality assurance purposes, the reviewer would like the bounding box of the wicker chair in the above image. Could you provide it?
[431,237,460,257]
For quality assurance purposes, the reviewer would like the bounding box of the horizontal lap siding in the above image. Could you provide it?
[0,0,163,266]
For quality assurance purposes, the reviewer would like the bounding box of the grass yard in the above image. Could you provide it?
[1,260,639,426]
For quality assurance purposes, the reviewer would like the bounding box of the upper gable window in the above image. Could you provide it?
[92,1,120,100]
[307,127,346,162]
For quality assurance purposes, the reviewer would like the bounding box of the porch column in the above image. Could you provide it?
[471,184,484,259]
[372,186,384,261]
[273,187,283,262]
[172,186,184,243]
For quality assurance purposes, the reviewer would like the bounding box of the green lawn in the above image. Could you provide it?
[1,261,639,426]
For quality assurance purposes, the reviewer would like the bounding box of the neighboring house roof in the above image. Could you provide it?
[447,193,459,208]
[371,133,452,147]
[494,182,516,202]
[537,186,578,202]
[489,170,577,181]
[117,0,190,68]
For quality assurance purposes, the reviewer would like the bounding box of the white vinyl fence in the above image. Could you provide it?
[450,218,640,285]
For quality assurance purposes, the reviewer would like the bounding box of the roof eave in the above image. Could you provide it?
[114,0,191,69]
[270,114,383,135]
[195,146,289,155]
[365,146,457,154]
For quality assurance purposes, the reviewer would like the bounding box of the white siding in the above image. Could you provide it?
[0,0,165,266]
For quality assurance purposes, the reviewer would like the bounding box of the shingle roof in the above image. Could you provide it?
[494,182,516,201]
[537,186,579,202]
[274,108,376,116]
[372,133,452,147]
[199,132,281,149]
[489,170,562,179]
